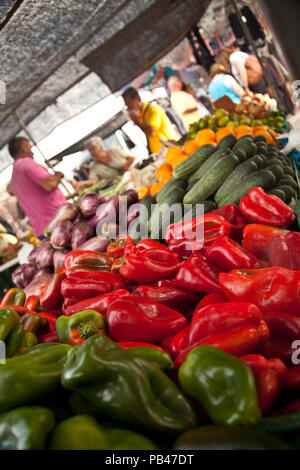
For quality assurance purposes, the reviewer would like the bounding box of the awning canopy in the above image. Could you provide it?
[0,0,211,170]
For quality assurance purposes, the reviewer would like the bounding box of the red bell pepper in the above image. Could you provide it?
[66,270,126,287]
[195,293,227,309]
[257,339,296,366]
[117,341,165,351]
[239,187,296,227]
[106,295,187,344]
[266,232,300,270]
[107,237,135,259]
[65,289,129,316]
[65,250,114,274]
[3,305,28,315]
[285,366,300,390]
[135,239,170,252]
[120,245,181,284]
[205,235,262,271]
[38,331,59,343]
[174,320,269,369]
[187,302,262,346]
[174,253,222,294]
[211,204,247,242]
[160,325,190,358]
[241,354,287,415]
[269,398,300,416]
[219,267,300,314]
[242,224,289,259]
[110,257,124,274]
[37,312,57,332]
[167,238,205,258]
[25,295,41,312]
[165,213,232,247]
[262,312,300,340]
[132,284,200,314]
[40,269,66,311]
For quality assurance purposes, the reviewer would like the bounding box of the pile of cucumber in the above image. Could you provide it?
[135,134,300,239]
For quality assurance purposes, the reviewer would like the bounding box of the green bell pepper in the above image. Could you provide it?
[0,406,55,450]
[127,346,173,371]
[0,343,71,413]
[0,308,19,342]
[0,288,25,307]
[49,414,158,450]
[172,425,291,450]
[56,309,106,346]
[5,325,25,358]
[61,335,197,435]
[178,345,261,426]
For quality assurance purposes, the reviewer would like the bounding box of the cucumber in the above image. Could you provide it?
[264,158,283,168]
[184,200,217,219]
[265,164,284,181]
[188,148,231,184]
[267,188,287,202]
[158,185,185,205]
[183,153,240,204]
[215,134,237,150]
[252,154,267,168]
[232,139,257,158]
[274,185,296,202]
[254,135,267,143]
[186,179,200,193]
[234,149,247,163]
[149,188,185,239]
[282,166,296,177]
[215,159,259,205]
[277,175,297,190]
[267,143,278,153]
[156,177,185,203]
[138,195,156,237]
[255,143,268,155]
[173,144,216,180]
[218,168,277,206]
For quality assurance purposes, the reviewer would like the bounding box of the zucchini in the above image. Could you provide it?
[252,154,267,168]
[277,175,297,190]
[264,158,283,168]
[173,144,216,180]
[138,195,156,237]
[183,153,240,204]
[186,179,200,193]
[267,188,287,202]
[188,148,231,184]
[255,143,268,155]
[267,143,278,153]
[282,166,296,177]
[215,134,237,150]
[218,168,277,206]
[149,188,185,239]
[234,149,247,163]
[215,159,259,205]
[274,185,296,202]
[156,177,185,203]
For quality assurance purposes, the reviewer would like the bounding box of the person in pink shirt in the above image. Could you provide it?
[9,137,66,238]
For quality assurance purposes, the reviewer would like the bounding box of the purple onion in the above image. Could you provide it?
[86,195,120,229]
[33,267,52,279]
[121,189,138,205]
[46,203,79,235]
[77,236,110,252]
[79,193,101,218]
[71,223,94,250]
[24,273,54,297]
[53,249,70,270]
[127,202,141,226]
[12,263,36,289]
[50,220,74,249]
[28,245,41,265]
[36,242,55,268]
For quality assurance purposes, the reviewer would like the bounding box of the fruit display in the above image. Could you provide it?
[187,107,287,140]
[1,189,300,449]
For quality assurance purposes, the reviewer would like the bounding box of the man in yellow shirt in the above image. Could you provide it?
[122,87,179,154]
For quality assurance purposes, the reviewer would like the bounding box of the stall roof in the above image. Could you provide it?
[0,0,211,158]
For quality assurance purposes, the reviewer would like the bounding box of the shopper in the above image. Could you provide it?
[74,137,135,191]
[208,63,245,105]
[9,137,66,238]
[167,76,209,132]
[122,86,179,154]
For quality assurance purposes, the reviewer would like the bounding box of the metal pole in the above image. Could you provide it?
[230,0,281,105]
[14,111,72,196]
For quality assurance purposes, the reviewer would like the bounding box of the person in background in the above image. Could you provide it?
[122,87,179,154]
[208,63,245,105]
[167,76,210,132]
[74,137,135,191]
[8,137,66,239]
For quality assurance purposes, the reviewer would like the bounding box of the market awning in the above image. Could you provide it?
[0,0,211,171]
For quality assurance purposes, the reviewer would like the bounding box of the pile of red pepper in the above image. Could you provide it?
[4,186,300,420]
